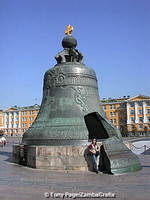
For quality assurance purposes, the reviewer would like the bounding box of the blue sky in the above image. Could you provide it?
[0,0,150,109]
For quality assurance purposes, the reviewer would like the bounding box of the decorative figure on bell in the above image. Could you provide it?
[55,25,83,64]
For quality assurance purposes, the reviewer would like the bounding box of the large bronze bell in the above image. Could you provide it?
[21,27,141,174]
[22,33,103,145]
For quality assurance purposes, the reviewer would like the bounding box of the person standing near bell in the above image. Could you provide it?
[88,139,100,173]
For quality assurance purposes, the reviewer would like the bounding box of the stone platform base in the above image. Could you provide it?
[12,141,141,173]
[12,144,93,171]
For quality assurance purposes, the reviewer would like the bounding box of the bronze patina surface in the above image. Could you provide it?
[102,137,142,174]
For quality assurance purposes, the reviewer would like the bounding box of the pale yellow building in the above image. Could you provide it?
[126,95,150,136]
[101,97,127,136]
[0,110,4,135]
[3,105,40,136]
[0,110,4,127]
[101,95,150,136]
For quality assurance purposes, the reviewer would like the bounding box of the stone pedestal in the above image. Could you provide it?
[12,140,141,174]
[13,144,94,171]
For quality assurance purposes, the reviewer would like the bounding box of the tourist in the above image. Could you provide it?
[88,139,100,173]
[1,136,6,148]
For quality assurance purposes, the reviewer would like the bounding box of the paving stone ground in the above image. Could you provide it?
[0,138,150,200]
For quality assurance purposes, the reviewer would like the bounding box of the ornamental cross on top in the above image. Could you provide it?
[64,25,74,35]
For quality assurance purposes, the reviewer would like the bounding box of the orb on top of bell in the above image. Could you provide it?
[62,25,77,49]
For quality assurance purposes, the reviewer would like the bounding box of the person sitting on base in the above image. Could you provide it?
[88,139,100,174]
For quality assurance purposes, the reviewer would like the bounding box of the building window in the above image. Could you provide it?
[139,124,143,129]
[113,119,116,124]
[146,101,150,106]
[138,110,142,115]
[130,110,135,115]
[11,112,14,116]
[130,103,134,107]
[11,124,14,128]
[110,105,113,109]
[29,110,34,115]
[22,123,25,127]
[131,125,136,130]
[103,106,106,110]
[110,112,116,116]
[131,117,135,122]
[22,111,26,115]
[21,117,27,121]
[147,109,150,114]
[137,101,143,107]
[147,117,150,122]
[16,124,19,128]
[109,105,116,109]
[7,124,9,128]
[110,119,113,123]
[139,117,143,122]
[121,104,126,108]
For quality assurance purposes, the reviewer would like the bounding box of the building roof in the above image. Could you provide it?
[3,104,40,112]
[127,95,150,101]
[101,101,125,105]
[101,94,150,105]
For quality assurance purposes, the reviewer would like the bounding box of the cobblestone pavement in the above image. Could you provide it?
[0,138,150,200]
